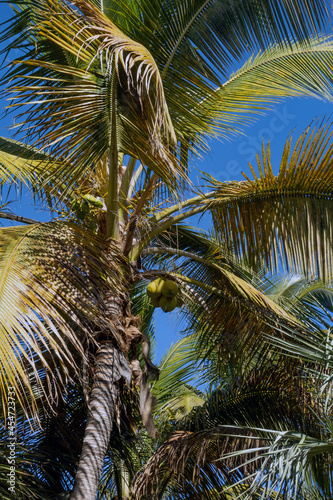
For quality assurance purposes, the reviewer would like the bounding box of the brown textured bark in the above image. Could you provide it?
[70,342,131,500]
[70,291,159,499]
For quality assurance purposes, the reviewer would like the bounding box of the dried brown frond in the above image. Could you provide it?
[132,427,264,499]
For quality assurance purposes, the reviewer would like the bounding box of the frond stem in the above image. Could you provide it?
[0,212,41,224]
[150,190,215,224]
[133,172,159,217]
[118,156,136,225]
[129,204,206,261]
[106,68,119,240]
[142,246,226,273]
[120,156,137,203]
[127,162,144,200]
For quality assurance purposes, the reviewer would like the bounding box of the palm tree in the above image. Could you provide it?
[7,270,329,499]
[0,331,201,498]
[2,0,333,498]
[133,276,333,500]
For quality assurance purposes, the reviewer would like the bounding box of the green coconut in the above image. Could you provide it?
[147,278,165,298]
[81,200,90,214]
[83,194,104,208]
[159,295,177,312]
[176,296,183,308]
[161,280,178,297]
[150,296,161,308]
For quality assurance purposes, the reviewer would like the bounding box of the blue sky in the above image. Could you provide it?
[1,2,333,362]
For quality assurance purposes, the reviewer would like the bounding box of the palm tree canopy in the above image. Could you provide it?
[1,0,333,189]
[1,0,333,498]
[0,0,331,389]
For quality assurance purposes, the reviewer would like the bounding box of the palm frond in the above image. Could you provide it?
[143,225,304,377]
[3,0,186,191]
[132,363,322,499]
[0,136,72,209]
[4,0,332,174]
[225,429,333,500]
[156,0,329,78]
[137,0,331,155]
[0,382,85,498]
[209,119,333,282]
[0,137,51,185]
[258,276,333,332]
[196,37,333,137]
[0,221,123,420]
[153,336,202,411]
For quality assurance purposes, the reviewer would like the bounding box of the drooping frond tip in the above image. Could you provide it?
[4,0,185,188]
[70,0,177,147]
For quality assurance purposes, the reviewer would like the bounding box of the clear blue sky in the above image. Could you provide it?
[0,3,332,362]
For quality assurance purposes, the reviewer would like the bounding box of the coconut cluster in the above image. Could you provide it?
[71,194,103,220]
[147,278,182,312]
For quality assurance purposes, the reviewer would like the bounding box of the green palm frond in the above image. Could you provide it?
[197,37,333,137]
[132,427,243,499]
[185,365,320,435]
[132,424,279,499]
[130,280,156,333]
[0,136,72,209]
[266,322,333,410]
[300,287,333,327]
[3,0,186,191]
[138,0,331,154]
[143,225,303,376]
[143,225,251,279]
[133,363,322,499]
[3,0,332,178]
[157,0,329,77]
[0,137,51,185]
[258,275,333,332]
[0,442,55,499]
[0,382,85,498]
[209,119,333,282]
[209,288,333,500]
[0,221,123,420]
[153,336,202,411]
[105,0,329,80]
[159,385,205,419]
[224,429,333,500]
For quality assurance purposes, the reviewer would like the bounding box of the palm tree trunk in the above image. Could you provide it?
[70,290,157,499]
[70,342,131,500]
